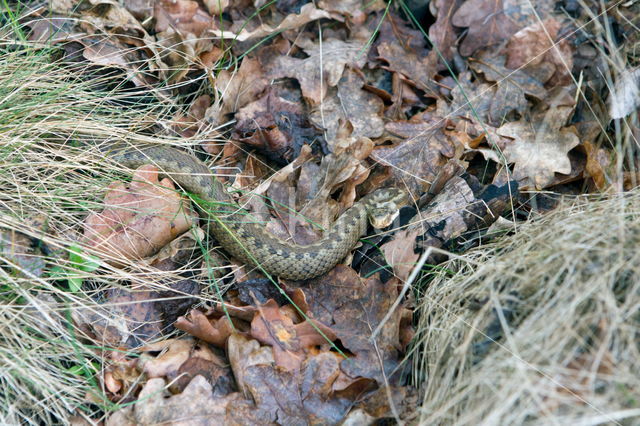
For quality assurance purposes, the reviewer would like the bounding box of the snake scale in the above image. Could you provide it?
[106,145,407,280]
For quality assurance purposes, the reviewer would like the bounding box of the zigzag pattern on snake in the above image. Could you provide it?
[106,144,406,280]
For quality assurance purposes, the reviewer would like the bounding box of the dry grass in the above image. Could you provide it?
[411,192,640,424]
[0,48,221,424]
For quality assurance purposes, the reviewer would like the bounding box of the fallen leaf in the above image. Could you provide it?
[505,17,574,87]
[241,353,353,424]
[209,3,331,42]
[469,52,548,123]
[309,67,385,142]
[175,309,241,347]
[154,0,213,37]
[227,333,275,396]
[436,72,495,124]
[428,0,465,62]
[267,38,368,104]
[381,228,421,281]
[83,164,197,264]
[452,0,553,56]
[496,106,580,189]
[205,57,269,127]
[377,41,440,98]
[371,117,457,195]
[297,266,409,384]
[251,299,336,371]
[139,338,195,378]
[105,376,259,426]
[318,0,384,25]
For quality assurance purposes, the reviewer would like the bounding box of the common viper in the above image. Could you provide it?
[106,144,407,280]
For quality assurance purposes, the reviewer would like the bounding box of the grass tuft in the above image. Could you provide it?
[411,192,640,424]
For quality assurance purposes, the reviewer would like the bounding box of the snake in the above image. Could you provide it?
[105,144,407,280]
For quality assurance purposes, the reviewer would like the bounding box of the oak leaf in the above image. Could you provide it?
[452,0,553,56]
[267,38,368,104]
[497,106,580,189]
[83,165,197,264]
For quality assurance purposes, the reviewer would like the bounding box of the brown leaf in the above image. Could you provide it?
[497,106,580,189]
[436,72,495,124]
[381,228,421,281]
[298,266,409,384]
[428,0,465,62]
[267,38,368,104]
[505,17,574,87]
[72,286,164,348]
[452,0,553,56]
[251,299,336,371]
[583,141,612,191]
[83,165,197,264]
[205,57,269,127]
[309,68,385,142]
[210,3,332,42]
[227,333,275,396]
[318,0,385,25]
[170,356,234,396]
[105,376,257,426]
[175,309,241,347]
[139,338,194,378]
[371,118,457,195]
[377,41,440,98]
[241,353,353,424]
[469,52,548,123]
[154,0,213,36]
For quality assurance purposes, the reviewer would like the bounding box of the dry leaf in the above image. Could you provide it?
[371,117,457,195]
[505,17,574,87]
[309,68,384,142]
[298,266,409,384]
[381,228,421,281]
[251,299,336,371]
[497,106,580,189]
[452,0,553,56]
[83,165,197,264]
[377,41,440,98]
[209,3,331,42]
[267,38,368,104]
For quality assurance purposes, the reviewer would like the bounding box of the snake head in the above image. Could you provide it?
[365,187,409,229]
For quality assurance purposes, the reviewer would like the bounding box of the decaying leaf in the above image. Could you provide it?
[452,0,553,56]
[381,228,421,281]
[497,106,580,189]
[267,38,368,104]
[83,165,197,264]
[309,68,385,142]
[251,299,336,371]
[175,309,241,347]
[209,3,332,42]
[298,266,409,384]
[469,53,548,123]
[371,117,457,195]
[206,57,269,127]
[377,41,440,98]
[105,376,257,426]
[428,0,464,62]
[505,17,574,87]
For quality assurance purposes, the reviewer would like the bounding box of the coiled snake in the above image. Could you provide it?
[107,145,407,280]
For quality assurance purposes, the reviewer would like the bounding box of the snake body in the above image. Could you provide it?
[107,145,406,280]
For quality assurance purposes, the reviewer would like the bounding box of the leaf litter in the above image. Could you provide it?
[5,0,640,424]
